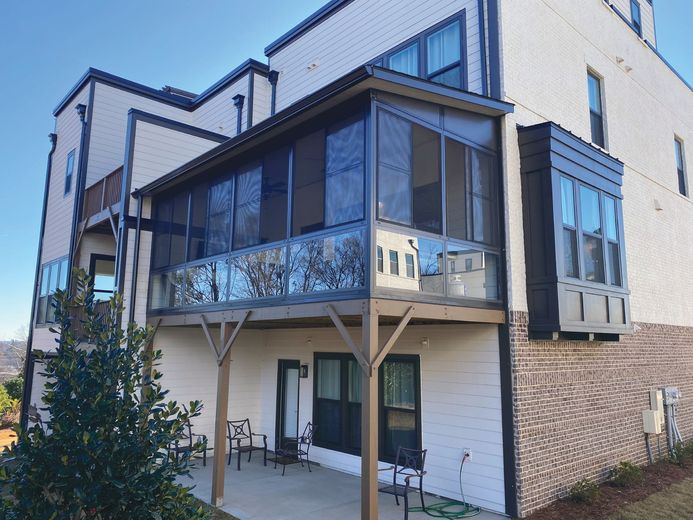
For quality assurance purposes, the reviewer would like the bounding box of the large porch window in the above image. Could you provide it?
[313,353,421,462]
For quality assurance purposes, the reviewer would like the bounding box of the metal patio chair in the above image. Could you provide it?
[226,418,267,470]
[378,447,427,520]
[274,422,316,476]
[168,415,209,466]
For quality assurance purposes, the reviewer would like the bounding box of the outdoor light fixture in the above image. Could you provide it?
[420,337,430,349]
[300,364,309,378]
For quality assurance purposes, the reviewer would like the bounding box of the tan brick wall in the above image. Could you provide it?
[509,311,693,516]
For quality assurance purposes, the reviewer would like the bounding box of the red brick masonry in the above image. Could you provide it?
[508,311,693,516]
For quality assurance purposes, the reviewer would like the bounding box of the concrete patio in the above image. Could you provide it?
[186,455,506,520]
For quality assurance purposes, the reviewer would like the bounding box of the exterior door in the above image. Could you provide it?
[276,360,300,449]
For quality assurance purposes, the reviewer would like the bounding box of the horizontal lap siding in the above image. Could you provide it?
[87,83,191,187]
[271,0,484,112]
[608,0,656,44]
[76,233,116,270]
[252,72,272,125]
[192,76,249,137]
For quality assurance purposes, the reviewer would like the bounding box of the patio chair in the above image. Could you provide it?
[168,415,209,466]
[274,422,315,476]
[227,418,267,470]
[378,447,427,520]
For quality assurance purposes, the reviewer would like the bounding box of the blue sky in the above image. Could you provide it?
[0,1,690,339]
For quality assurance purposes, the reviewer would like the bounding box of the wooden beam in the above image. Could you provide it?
[217,311,250,365]
[372,305,414,370]
[325,304,370,376]
[200,314,220,358]
[211,324,232,507]
[360,309,379,520]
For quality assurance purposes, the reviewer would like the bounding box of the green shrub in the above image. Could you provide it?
[2,378,23,401]
[0,270,209,520]
[0,386,12,417]
[568,478,600,503]
[669,442,686,466]
[609,461,643,487]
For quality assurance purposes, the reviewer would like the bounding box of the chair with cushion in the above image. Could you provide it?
[378,447,427,520]
[274,422,315,476]
[226,418,267,470]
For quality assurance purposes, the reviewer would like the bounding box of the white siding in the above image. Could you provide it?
[608,0,656,44]
[270,0,484,111]
[192,76,250,137]
[155,323,505,513]
[87,82,192,186]
[76,233,116,270]
[252,71,272,125]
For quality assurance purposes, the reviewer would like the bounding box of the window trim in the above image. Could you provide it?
[312,352,422,462]
[405,252,415,278]
[375,10,468,91]
[376,245,384,273]
[88,254,116,300]
[630,0,642,37]
[675,136,688,197]
[64,149,76,196]
[389,249,399,276]
[587,70,607,149]
[35,256,69,326]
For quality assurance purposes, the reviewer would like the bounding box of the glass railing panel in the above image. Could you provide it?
[446,244,499,300]
[184,259,229,305]
[288,230,366,295]
[228,246,286,300]
[149,269,185,309]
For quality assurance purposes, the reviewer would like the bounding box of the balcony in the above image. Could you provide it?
[80,166,123,232]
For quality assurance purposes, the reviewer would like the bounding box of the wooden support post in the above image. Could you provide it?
[361,309,379,520]
[211,321,232,507]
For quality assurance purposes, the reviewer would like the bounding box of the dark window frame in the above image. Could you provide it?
[630,0,642,37]
[312,352,422,463]
[64,149,75,196]
[675,137,688,197]
[587,71,606,149]
[35,256,69,326]
[375,10,468,91]
[88,254,116,300]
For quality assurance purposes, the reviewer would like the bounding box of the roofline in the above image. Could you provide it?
[138,65,514,196]
[264,0,354,57]
[53,59,269,116]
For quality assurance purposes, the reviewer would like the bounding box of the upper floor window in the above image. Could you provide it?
[64,149,75,195]
[36,257,68,325]
[587,71,605,148]
[630,0,642,37]
[675,137,688,197]
[381,14,466,90]
[90,255,116,301]
[405,253,415,278]
[389,250,399,276]
[376,246,384,273]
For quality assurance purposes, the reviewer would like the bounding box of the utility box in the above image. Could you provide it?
[643,410,663,434]
[649,389,665,430]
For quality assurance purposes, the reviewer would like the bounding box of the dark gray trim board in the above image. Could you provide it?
[487,0,501,99]
[53,59,269,117]
[477,0,489,97]
[138,65,514,196]
[247,72,255,128]
[21,132,58,431]
[264,0,355,56]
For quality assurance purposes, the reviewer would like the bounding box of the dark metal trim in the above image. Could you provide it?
[477,0,489,96]
[21,132,58,431]
[487,0,501,99]
[247,72,255,128]
[264,0,355,56]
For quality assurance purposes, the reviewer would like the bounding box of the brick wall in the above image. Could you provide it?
[508,310,693,517]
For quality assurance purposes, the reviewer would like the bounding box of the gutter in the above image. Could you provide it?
[128,191,143,325]
[20,132,58,431]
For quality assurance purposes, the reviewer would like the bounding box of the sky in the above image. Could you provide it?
[0,1,691,340]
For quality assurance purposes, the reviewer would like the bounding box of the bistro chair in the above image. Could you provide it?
[378,447,427,520]
[226,418,268,470]
[168,415,209,466]
[274,422,316,476]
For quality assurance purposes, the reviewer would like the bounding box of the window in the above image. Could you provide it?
[64,149,75,195]
[206,178,234,257]
[604,196,622,287]
[36,257,68,325]
[465,258,473,271]
[631,0,642,36]
[313,353,420,461]
[89,255,115,301]
[580,185,605,283]
[560,177,579,278]
[675,138,688,196]
[380,15,465,89]
[426,20,462,87]
[152,191,189,269]
[405,253,415,278]
[377,246,384,273]
[587,72,605,148]
[377,110,442,234]
[292,115,365,236]
[389,250,399,275]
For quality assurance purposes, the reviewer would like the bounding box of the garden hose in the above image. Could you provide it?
[408,454,481,519]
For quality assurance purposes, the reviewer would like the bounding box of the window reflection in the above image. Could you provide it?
[229,247,285,299]
[185,260,229,305]
[376,229,443,294]
[149,270,185,309]
[447,245,499,300]
[289,231,365,294]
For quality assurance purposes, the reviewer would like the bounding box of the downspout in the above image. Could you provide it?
[233,94,245,135]
[20,132,58,431]
[268,70,279,115]
[128,191,143,325]
[66,100,90,291]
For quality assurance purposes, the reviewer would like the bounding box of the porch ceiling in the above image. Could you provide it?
[148,298,505,329]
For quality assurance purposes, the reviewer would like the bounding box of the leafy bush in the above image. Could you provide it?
[669,440,693,466]
[0,270,209,520]
[0,400,20,429]
[2,377,23,401]
[568,479,600,503]
[0,386,12,417]
[609,461,643,487]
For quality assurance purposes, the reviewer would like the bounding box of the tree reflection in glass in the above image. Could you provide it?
[229,247,285,299]
[184,260,229,305]
[289,231,365,294]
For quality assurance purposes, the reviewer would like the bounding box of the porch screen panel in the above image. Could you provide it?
[206,178,233,257]
[233,163,262,249]
[188,184,209,261]
[445,138,467,240]
[469,149,497,245]
[325,116,364,226]
[169,192,189,266]
[152,199,172,269]
[378,111,412,225]
[292,130,326,235]
[260,146,289,244]
[412,125,441,234]
[316,359,341,446]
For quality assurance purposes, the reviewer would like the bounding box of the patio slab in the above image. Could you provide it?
[185,455,506,520]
